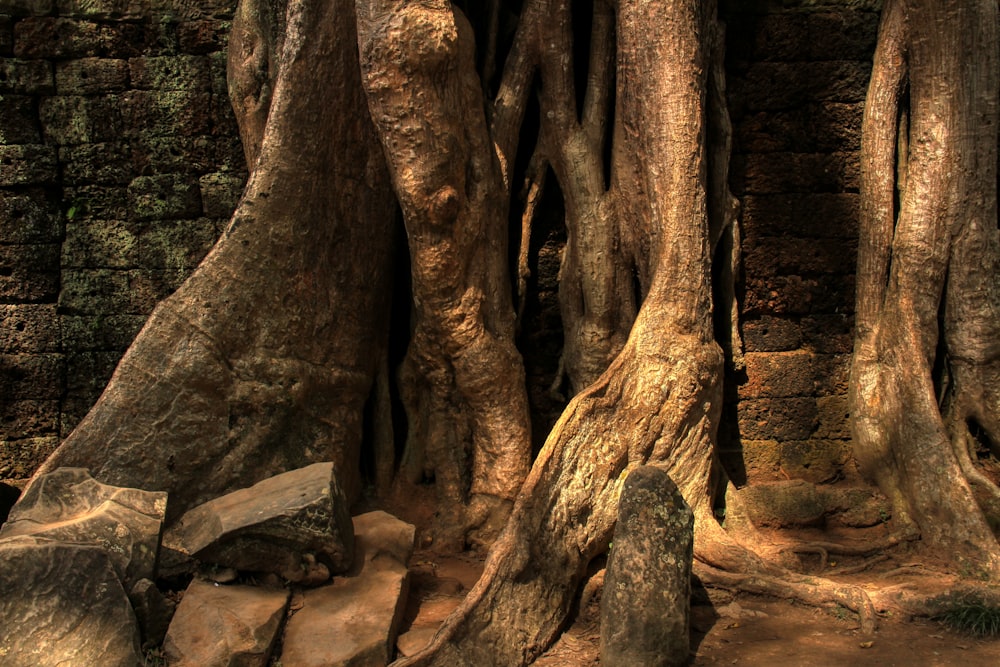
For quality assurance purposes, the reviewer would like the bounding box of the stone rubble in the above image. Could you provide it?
[1,464,419,667]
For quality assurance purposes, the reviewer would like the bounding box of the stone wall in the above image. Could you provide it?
[0,0,244,481]
[0,0,880,490]
[721,2,879,487]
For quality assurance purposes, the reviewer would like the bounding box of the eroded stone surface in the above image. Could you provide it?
[601,466,693,667]
[0,535,143,667]
[281,511,415,667]
[0,466,166,587]
[162,462,354,580]
[162,579,289,667]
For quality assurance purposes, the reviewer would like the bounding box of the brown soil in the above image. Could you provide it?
[396,550,1000,665]
[380,489,1000,665]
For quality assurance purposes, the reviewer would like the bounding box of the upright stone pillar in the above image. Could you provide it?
[600,465,694,667]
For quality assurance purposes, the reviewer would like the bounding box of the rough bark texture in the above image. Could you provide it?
[393,1,733,663]
[850,0,1000,574]
[356,0,531,547]
[27,0,396,521]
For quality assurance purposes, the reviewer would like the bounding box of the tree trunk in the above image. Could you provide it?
[393,1,736,663]
[356,0,532,548]
[850,0,1000,575]
[28,0,396,521]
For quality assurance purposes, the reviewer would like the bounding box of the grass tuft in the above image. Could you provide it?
[934,595,1000,637]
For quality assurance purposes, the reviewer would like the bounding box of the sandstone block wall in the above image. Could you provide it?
[0,0,244,480]
[721,2,878,487]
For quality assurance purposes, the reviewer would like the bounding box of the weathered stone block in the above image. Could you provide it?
[280,511,415,667]
[733,61,870,112]
[0,536,143,667]
[744,272,854,317]
[0,95,41,143]
[0,144,57,185]
[740,193,859,240]
[800,314,854,354]
[60,313,146,351]
[736,102,862,154]
[812,353,851,397]
[62,218,139,267]
[127,267,190,308]
[0,304,59,353]
[58,268,135,315]
[59,397,92,438]
[0,17,13,56]
[128,174,202,220]
[743,236,856,278]
[56,0,147,20]
[60,142,134,184]
[0,57,53,94]
[738,439,781,481]
[2,467,167,587]
[739,351,818,398]
[121,90,211,137]
[0,0,56,15]
[601,466,693,667]
[178,19,232,54]
[64,350,120,395]
[130,134,216,174]
[0,243,60,301]
[778,439,851,483]
[163,462,355,579]
[200,172,244,217]
[736,151,859,194]
[815,394,851,439]
[0,190,61,244]
[62,184,129,220]
[55,57,129,94]
[0,399,58,441]
[14,17,153,58]
[738,479,827,527]
[0,436,60,478]
[737,397,817,440]
[153,0,236,20]
[214,134,248,172]
[139,218,219,269]
[39,95,122,145]
[741,316,801,352]
[129,54,211,90]
[163,579,288,667]
[804,11,878,61]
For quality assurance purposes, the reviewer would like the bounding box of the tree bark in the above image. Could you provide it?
[393,1,733,663]
[28,0,396,521]
[356,0,531,547]
[851,0,1000,575]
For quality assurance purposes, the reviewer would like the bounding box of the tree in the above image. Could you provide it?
[25,0,1000,663]
[850,0,1000,576]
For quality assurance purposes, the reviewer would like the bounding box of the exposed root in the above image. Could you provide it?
[828,554,890,576]
[781,545,829,571]
[693,561,879,635]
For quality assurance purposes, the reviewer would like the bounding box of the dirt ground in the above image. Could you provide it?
[379,488,1000,665]
[395,549,1000,666]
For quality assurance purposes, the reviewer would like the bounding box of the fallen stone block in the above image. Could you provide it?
[1,467,167,587]
[163,578,289,667]
[0,535,143,667]
[280,511,415,667]
[162,462,354,580]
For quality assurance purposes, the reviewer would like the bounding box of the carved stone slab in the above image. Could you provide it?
[162,462,354,580]
[0,467,167,587]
